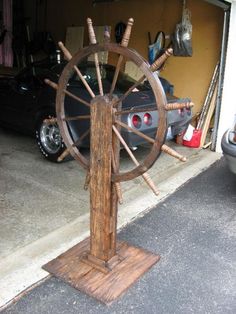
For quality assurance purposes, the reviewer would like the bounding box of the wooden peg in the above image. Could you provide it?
[109,18,134,98]
[87,18,104,96]
[121,18,134,47]
[165,101,194,111]
[87,18,97,44]
[58,41,72,61]
[57,147,70,162]
[162,144,187,162]
[141,172,159,196]
[150,48,173,72]
[43,117,57,125]
[44,78,58,90]
[114,181,123,204]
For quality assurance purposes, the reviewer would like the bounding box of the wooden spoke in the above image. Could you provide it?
[87,18,104,96]
[44,78,59,90]
[115,106,156,116]
[45,79,91,108]
[165,101,194,111]
[64,89,91,108]
[113,48,173,107]
[58,41,95,98]
[57,129,90,162]
[43,117,57,124]
[112,125,159,195]
[150,48,173,72]
[56,39,167,181]
[109,55,123,99]
[109,18,134,99]
[74,128,90,145]
[161,144,187,162]
[116,120,186,162]
[63,115,90,122]
[115,120,155,144]
[113,75,145,107]
[111,148,123,204]
[57,147,70,162]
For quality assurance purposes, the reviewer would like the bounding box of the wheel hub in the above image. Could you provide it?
[40,123,62,154]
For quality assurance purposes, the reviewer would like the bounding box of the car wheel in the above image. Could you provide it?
[35,111,66,162]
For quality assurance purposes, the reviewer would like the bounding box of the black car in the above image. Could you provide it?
[0,59,192,162]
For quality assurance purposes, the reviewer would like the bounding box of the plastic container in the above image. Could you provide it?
[182,129,202,148]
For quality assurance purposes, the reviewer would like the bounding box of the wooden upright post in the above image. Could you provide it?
[43,98,160,304]
[89,95,116,262]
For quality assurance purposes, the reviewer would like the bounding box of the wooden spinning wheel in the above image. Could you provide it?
[43,18,193,305]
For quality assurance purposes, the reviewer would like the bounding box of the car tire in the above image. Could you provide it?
[35,110,66,162]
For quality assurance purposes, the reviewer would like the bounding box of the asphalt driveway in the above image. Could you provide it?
[2,157,236,314]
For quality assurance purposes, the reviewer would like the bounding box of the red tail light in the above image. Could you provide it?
[132,115,142,128]
[144,113,152,126]
[178,108,185,117]
[186,108,191,116]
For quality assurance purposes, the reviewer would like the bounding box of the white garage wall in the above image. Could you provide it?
[216,0,236,152]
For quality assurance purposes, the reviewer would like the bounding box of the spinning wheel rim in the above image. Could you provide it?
[56,43,167,182]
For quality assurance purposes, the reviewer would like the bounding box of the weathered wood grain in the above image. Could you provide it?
[90,95,113,261]
[43,239,160,305]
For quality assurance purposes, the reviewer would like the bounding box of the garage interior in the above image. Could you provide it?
[0,0,229,307]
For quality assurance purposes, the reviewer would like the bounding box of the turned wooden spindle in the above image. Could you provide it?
[43,117,57,125]
[165,101,194,111]
[162,144,187,162]
[114,181,123,204]
[44,78,58,90]
[112,47,173,108]
[87,17,97,44]
[121,18,134,47]
[115,120,186,163]
[84,171,91,190]
[87,18,103,96]
[112,125,159,196]
[57,147,70,162]
[150,48,173,72]
[109,18,134,99]
[58,41,95,98]
[58,41,72,61]
[142,172,159,196]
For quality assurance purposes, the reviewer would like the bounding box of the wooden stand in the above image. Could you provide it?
[43,95,160,304]
[43,238,159,305]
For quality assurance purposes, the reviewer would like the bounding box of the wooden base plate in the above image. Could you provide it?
[43,238,160,305]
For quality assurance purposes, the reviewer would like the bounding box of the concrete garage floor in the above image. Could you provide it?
[0,127,221,307]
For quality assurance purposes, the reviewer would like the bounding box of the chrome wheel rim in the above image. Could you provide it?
[40,122,62,154]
